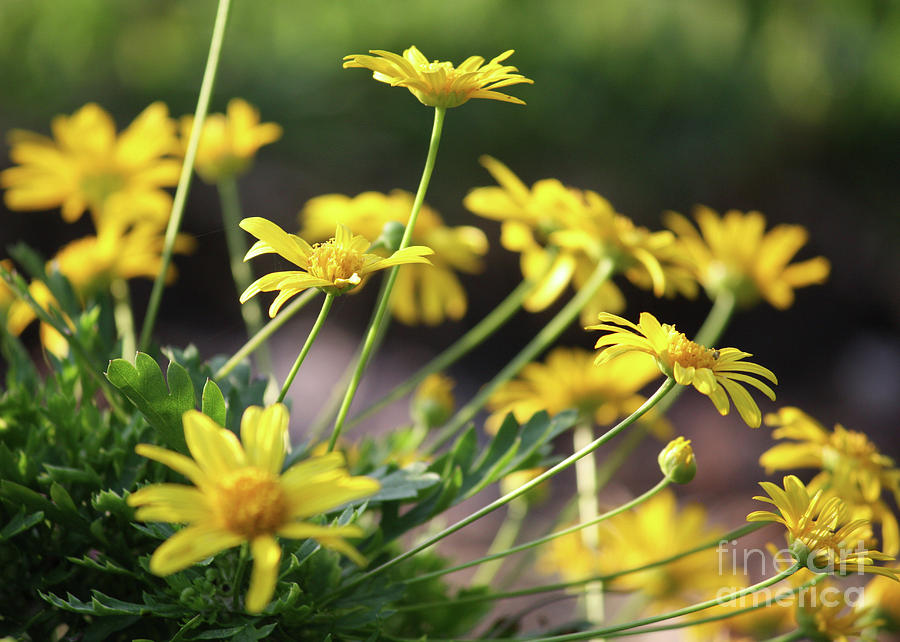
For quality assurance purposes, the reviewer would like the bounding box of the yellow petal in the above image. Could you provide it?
[241,404,289,474]
[149,524,242,576]
[183,410,247,476]
[245,535,282,613]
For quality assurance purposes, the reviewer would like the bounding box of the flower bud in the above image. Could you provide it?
[658,437,696,484]
[411,374,455,429]
[369,220,406,253]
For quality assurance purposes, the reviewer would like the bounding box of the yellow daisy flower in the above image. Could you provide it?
[179,98,282,183]
[342,46,532,108]
[664,206,830,308]
[793,578,881,641]
[239,217,433,317]
[747,475,897,579]
[485,347,671,437]
[760,407,900,555]
[0,102,180,227]
[300,190,488,325]
[587,311,777,427]
[540,491,744,615]
[464,156,697,324]
[128,404,380,613]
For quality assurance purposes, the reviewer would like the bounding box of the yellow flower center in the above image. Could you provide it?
[306,240,365,286]
[665,327,719,370]
[80,171,126,207]
[216,468,287,539]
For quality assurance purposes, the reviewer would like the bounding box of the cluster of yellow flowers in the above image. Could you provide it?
[3,43,896,637]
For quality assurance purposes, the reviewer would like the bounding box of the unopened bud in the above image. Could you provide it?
[411,374,455,429]
[369,221,406,253]
[658,437,696,484]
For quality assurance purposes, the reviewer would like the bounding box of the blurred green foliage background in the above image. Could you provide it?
[1,0,898,457]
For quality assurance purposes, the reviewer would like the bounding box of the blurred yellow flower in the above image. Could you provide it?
[747,475,897,579]
[664,206,830,308]
[1,102,180,227]
[588,311,777,427]
[485,347,671,437]
[760,407,900,555]
[464,157,696,324]
[540,491,743,615]
[6,280,71,358]
[128,404,379,613]
[180,98,282,183]
[343,46,532,108]
[793,578,880,641]
[860,567,900,631]
[239,218,433,316]
[301,190,488,325]
[411,373,455,429]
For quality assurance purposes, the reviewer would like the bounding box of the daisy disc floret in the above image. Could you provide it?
[747,475,898,580]
[239,217,433,317]
[587,311,777,427]
[342,46,532,108]
[127,404,380,613]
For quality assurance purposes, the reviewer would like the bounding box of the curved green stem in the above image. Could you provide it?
[277,293,334,403]
[470,496,529,587]
[138,0,232,350]
[324,378,676,605]
[521,563,800,642]
[110,278,136,361]
[326,106,446,452]
[217,176,272,374]
[426,257,616,454]
[404,478,670,587]
[214,289,319,380]
[346,271,542,431]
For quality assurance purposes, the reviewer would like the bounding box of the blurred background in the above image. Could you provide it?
[1,0,898,632]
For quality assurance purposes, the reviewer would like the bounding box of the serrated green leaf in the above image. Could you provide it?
[50,481,79,515]
[106,352,196,452]
[0,507,44,540]
[92,489,134,522]
[201,378,227,426]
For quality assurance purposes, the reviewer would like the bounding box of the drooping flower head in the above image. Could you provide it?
[0,102,180,228]
[464,157,697,324]
[180,98,282,183]
[485,347,671,437]
[343,46,532,108]
[793,578,882,641]
[587,311,777,427]
[664,206,830,308]
[300,190,487,325]
[747,475,898,579]
[128,404,380,613]
[239,217,433,317]
[760,407,900,555]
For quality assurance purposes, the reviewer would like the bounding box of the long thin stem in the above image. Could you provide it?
[277,293,334,403]
[214,289,319,380]
[522,564,800,642]
[572,422,603,625]
[404,478,670,587]
[217,176,272,374]
[346,256,555,431]
[470,496,528,586]
[325,378,676,605]
[326,106,446,452]
[110,278,136,360]
[427,257,616,454]
[138,0,232,350]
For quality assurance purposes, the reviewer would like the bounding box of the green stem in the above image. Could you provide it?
[572,422,603,625]
[214,289,319,380]
[307,275,393,442]
[760,631,806,642]
[138,0,232,351]
[110,278,136,361]
[427,257,616,454]
[231,542,249,608]
[404,478,670,587]
[392,520,768,613]
[0,265,128,421]
[325,379,676,605]
[470,496,528,586]
[277,293,334,403]
[346,253,556,431]
[326,106,446,452]
[217,176,272,374]
[521,564,800,642]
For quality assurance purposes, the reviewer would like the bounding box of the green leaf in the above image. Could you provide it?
[366,463,440,502]
[50,481,80,516]
[42,463,102,486]
[106,352,196,452]
[0,507,44,540]
[201,378,227,426]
